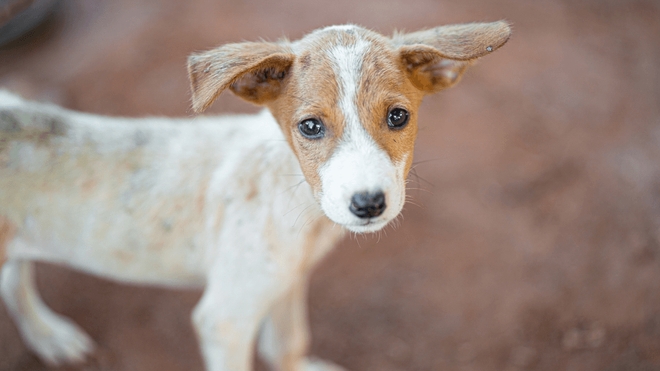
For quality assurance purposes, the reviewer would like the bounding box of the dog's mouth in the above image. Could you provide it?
[343,218,391,234]
[319,188,406,234]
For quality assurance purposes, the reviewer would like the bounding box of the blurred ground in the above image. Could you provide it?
[1,0,660,370]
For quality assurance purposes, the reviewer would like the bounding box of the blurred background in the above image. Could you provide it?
[1,0,659,370]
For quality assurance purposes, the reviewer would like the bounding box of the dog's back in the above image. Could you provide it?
[0,91,295,285]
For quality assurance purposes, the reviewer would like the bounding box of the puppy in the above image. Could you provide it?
[0,22,511,371]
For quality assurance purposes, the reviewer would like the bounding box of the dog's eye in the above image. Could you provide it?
[387,108,409,129]
[298,119,325,139]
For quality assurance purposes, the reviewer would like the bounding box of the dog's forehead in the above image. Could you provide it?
[287,25,408,113]
[293,25,393,64]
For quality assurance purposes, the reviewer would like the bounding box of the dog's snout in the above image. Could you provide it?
[349,191,386,218]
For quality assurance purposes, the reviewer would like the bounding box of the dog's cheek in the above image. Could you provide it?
[386,154,409,219]
[290,138,326,198]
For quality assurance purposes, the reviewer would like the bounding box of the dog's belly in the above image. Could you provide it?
[2,196,210,286]
[4,201,210,287]
[0,129,216,287]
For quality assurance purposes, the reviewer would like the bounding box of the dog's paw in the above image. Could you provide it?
[301,357,347,371]
[18,310,95,366]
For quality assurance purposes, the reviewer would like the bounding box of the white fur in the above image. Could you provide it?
[0,28,408,371]
[319,37,407,233]
[0,261,94,365]
[0,94,346,371]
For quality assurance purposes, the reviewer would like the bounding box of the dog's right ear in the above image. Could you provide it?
[393,21,511,93]
[187,42,295,113]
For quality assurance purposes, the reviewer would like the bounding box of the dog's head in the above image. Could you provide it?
[187,22,511,233]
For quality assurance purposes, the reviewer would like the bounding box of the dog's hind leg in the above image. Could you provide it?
[0,257,95,365]
[257,281,346,371]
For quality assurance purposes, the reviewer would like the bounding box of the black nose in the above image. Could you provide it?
[349,191,386,219]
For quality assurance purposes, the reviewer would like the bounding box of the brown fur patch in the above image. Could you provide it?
[267,32,353,195]
[394,21,511,92]
[245,179,258,201]
[392,21,512,60]
[354,31,423,172]
[196,181,208,213]
[187,42,295,112]
[0,110,68,153]
[0,215,16,266]
[299,53,312,70]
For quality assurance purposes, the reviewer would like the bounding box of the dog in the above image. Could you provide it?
[0,22,510,371]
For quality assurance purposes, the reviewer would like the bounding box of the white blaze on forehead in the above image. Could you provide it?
[317,32,407,232]
[318,24,361,33]
[327,36,370,145]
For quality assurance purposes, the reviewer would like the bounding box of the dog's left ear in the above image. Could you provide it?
[393,21,511,93]
[187,42,295,112]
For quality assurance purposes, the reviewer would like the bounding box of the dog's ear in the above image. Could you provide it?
[187,42,295,112]
[393,21,511,93]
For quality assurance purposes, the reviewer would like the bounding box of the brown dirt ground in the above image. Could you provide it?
[1,0,660,370]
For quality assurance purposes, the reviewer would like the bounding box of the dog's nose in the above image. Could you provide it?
[349,191,386,219]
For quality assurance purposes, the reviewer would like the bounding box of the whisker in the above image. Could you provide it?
[283,201,309,217]
[412,158,441,166]
[278,179,306,196]
[409,168,435,188]
[285,180,307,208]
[293,203,315,227]
[405,193,424,201]
[353,232,362,248]
[406,187,434,195]
[299,211,323,235]
[409,167,422,188]
[390,217,400,231]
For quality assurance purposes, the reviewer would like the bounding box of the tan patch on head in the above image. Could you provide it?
[0,215,17,266]
[270,27,424,193]
[354,32,423,176]
[268,32,360,195]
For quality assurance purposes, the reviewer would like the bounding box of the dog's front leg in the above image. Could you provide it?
[257,280,346,371]
[257,280,309,371]
[192,253,285,371]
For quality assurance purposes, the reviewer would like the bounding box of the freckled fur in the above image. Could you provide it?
[0,22,511,371]
[0,216,15,265]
